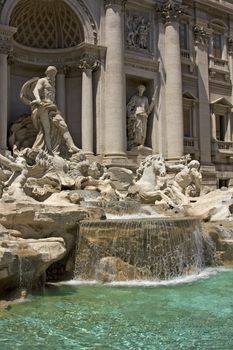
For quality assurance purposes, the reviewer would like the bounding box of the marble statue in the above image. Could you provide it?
[20,66,79,156]
[0,153,28,200]
[127,85,156,150]
[129,155,202,209]
[138,18,150,49]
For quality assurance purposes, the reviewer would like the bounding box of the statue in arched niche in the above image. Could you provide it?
[20,66,79,156]
[126,85,157,151]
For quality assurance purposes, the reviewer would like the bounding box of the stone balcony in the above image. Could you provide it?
[209,56,230,80]
[184,137,199,156]
[212,140,233,158]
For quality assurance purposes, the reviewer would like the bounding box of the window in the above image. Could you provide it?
[183,108,193,137]
[218,179,229,188]
[180,23,189,50]
[213,33,222,58]
[216,115,225,141]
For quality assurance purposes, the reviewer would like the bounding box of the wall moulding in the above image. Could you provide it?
[10,41,106,67]
[125,52,159,74]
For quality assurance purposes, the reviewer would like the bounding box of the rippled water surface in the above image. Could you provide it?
[1,269,233,350]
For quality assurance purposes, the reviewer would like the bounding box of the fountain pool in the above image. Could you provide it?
[0,268,233,350]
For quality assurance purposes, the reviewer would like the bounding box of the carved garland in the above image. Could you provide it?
[193,25,210,46]
[157,0,185,24]
[78,53,99,71]
[104,0,127,9]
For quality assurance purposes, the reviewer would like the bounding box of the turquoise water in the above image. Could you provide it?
[1,269,233,350]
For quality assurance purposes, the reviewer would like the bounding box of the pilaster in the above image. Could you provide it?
[56,65,69,119]
[194,24,212,164]
[104,0,127,158]
[79,54,99,155]
[0,24,16,154]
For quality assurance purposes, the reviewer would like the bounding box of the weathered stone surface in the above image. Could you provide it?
[185,188,233,221]
[107,167,134,191]
[0,202,105,292]
[75,218,209,281]
[203,221,233,266]
[96,257,152,282]
[0,202,105,236]
[0,226,66,291]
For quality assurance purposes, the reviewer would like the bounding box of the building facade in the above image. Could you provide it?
[0,0,233,188]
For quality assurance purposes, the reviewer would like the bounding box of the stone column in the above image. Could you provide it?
[56,66,67,118]
[104,0,127,158]
[194,24,212,164]
[226,109,231,142]
[79,54,98,155]
[159,0,184,159]
[211,107,216,140]
[0,25,16,154]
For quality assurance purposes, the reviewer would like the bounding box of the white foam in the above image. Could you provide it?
[105,213,164,220]
[57,267,232,288]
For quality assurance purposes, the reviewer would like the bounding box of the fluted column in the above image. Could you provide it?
[194,24,212,164]
[104,0,127,157]
[159,0,184,159]
[79,54,98,155]
[56,66,67,118]
[0,24,16,154]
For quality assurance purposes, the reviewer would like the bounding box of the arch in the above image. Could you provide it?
[211,97,232,107]
[0,0,98,44]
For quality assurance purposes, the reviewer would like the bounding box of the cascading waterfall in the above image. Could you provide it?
[75,218,214,281]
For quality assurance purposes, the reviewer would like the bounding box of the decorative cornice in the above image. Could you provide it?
[0,24,17,55]
[78,53,99,71]
[104,0,127,10]
[157,0,185,24]
[193,25,210,46]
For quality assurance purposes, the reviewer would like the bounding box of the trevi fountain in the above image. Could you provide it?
[0,1,233,349]
[0,0,233,350]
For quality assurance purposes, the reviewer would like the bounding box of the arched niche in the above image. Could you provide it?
[0,0,98,45]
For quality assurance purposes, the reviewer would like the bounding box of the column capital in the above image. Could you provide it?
[78,54,99,71]
[157,0,186,24]
[0,24,17,55]
[57,65,70,75]
[104,0,127,10]
[193,25,210,47]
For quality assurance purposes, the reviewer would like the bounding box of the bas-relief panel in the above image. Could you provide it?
[125,8,152,53]
[66,76,82,148]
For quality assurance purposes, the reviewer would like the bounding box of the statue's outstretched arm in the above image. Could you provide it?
[0,154,23,172]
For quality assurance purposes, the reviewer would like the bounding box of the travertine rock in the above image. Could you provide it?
[0,226,66,291]
[107,167,134,191]
[96,257,152,282]
[0,202,104,291]
[185,188,233,221]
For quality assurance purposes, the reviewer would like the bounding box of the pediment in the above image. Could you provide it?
[210,97,233,107]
